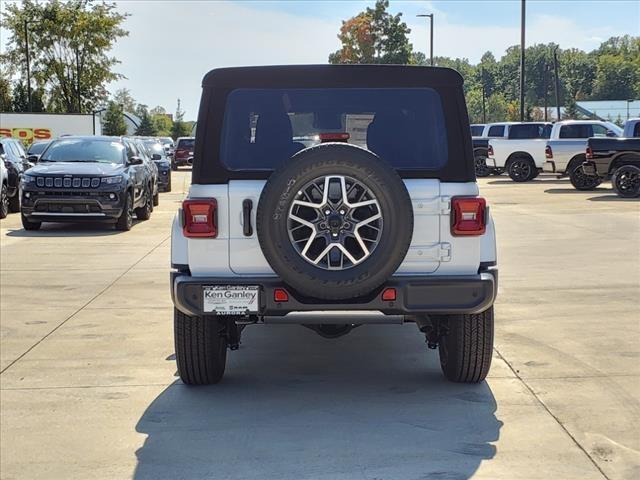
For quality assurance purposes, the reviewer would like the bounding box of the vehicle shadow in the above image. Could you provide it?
[487,178,569,185]
[133,324,501,480]
[5,221,132,237]
[544,187,612,195]
[588,194,638,202]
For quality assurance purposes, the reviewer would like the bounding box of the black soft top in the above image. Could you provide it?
[193,65,475,183]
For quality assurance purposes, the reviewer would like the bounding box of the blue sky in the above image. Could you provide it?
[2,0,638,119]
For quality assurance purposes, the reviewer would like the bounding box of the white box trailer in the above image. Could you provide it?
[0,112,101,146]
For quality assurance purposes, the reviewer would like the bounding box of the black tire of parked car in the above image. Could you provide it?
[611,164,640,198]
[569,165,602,191]
[165,177,172,193]
[171,162,178,171]
[474,150,492,177]
[21,213,41,231]
[256,143,414,300]
[437,306,494,383]
[135,188,153,221]
[116,191,134,231]
[507,156,536,182]
[153,189,159,207]
[8,189,20,213]
[174,308,227,385]
[0,183,8,219]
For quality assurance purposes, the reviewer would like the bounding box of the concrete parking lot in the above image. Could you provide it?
[1,172,638,480]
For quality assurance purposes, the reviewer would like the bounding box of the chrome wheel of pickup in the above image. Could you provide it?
[287,175,383,270]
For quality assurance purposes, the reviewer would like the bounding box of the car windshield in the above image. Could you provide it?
[160,138,173,146]
[28,142,50,155]
[220,87,448,170]
[144,141,165,155]
[39,139,125,163]
[177,139,195,149]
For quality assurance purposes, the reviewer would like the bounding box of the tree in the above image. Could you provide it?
[563,99,580,119]
[152,114,173,137]
[329,0,413,65]
[150,105,167,116]
[102,101,127,136]
[0,76,12,111]
[1,0,129,113]
[171,99,190,140]
[135,107,157,136]
[592,54,640,100]
[113,88,137,113]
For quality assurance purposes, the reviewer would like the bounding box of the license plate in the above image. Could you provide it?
[203,285,259,315]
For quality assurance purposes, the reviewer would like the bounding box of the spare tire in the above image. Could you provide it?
[256,143,413,300]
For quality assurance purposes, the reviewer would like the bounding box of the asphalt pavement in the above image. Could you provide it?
[1,171,638,479]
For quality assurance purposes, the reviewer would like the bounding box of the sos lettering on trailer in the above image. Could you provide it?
[0,128,53,144]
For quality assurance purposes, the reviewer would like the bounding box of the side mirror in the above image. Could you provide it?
[606,130,617,137]
[27,154,39,163]
[128,156,143,165]
[151,153,162,161]
[187,157,193,165]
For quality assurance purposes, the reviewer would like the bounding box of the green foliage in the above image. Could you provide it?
[102,101,127,136]
[0,76,12,111]
[170,99,190,140]
[152,114,173,137]
[329,0,412,65]
[134,107,157,136]
[113,88,137,113]
[592,54,640,100]
[1,0,128,113]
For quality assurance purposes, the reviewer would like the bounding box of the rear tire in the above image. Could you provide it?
[474,151,491,177]
[153,190,159,207]
[21,213,41,231]
[174,308,227,385]
[507,157,536,182]
[569,165,601,191]
[0,184,8,219]
[165,178,172,192]
[438,307,494,383]
[611,164,640,198]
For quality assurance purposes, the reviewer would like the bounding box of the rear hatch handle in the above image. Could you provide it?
[243,199,253,237]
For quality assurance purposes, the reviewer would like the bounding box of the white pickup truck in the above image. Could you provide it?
[544,120,622,189]
[485,123,552,181]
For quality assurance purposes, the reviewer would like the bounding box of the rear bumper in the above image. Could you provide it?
[171,268,498,318]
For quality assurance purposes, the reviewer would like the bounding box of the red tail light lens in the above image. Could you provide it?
[182,199,217,238]
[451,197,486,236]
[274,288,289,302]
[487,145,494,156]
[319,132,350,142]
[381,288,396,302]
[586,146,593,159]
[545,145,553,159]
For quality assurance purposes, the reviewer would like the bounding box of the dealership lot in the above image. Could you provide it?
[1,172,638,479]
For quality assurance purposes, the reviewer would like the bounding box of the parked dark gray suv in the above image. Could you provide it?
[20,136,156,231]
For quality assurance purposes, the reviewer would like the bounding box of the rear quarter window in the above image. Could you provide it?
[219,87,448,171]
[487,125,504,137]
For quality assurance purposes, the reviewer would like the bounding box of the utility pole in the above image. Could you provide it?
[417,13,434,66]
[24,19,32,112]
[481,67,487,123]
[519,0,526,122]
[543,64,548,122]
[553,46,561,120]
[76,49,81,113]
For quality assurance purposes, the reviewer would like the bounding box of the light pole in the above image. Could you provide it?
[417,13,434,66]
[23,19,32,112]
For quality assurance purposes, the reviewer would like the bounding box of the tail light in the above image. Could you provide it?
[586,146,593,159]
[182,199,217,238]
[451,197,486,236]
[545,145,553,159]
[319,133,350,142]
[487,145,494,157]
[274,288,289,302]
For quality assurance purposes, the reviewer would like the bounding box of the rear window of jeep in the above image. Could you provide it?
[220,88,448,171]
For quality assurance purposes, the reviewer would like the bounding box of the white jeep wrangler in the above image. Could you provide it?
[171,65,498,385]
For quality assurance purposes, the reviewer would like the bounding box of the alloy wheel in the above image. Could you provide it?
[287,175,383,270]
